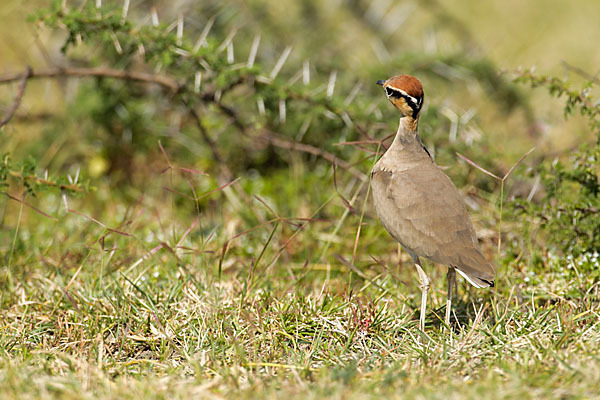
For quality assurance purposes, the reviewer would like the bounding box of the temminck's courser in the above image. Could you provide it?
[371,74,496,331]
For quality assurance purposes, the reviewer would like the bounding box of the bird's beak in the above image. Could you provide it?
[376,80,385,86]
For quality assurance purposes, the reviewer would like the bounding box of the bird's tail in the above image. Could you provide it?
[456,268,495,288]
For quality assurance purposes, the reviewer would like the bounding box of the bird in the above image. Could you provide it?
[370,74,495,331]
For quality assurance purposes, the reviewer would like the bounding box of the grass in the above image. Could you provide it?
[1,157,600,399]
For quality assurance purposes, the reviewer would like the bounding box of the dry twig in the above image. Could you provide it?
[0,66,32,128]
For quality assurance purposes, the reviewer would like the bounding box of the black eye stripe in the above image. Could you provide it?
[384,86,423,119]
[385,87,401,98]
[385,87,420,107]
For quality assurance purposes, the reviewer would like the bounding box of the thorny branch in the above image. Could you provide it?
[208,93,367,181]
[263,130,366,181]
[0,65,367,180]
[8,170,83,192]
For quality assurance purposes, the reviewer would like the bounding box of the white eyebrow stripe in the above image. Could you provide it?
[386,86,419,106]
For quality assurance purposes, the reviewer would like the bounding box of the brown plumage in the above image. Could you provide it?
[371,75,495,330]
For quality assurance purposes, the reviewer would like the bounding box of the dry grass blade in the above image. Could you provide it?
[69,209,132,236]
[333,164,357,215]
[503,147,535,181]
[178,167,208,176]
[458,303,487,349]
[158,140,173,169]
[2,191,57,220]
[334,254,403,302]
[456,152,501,180]
[176,216,199,248]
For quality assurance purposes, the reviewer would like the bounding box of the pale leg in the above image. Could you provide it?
[413,260,430,331]
[445,267,456,326]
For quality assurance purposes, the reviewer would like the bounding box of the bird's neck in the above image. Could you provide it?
[389,116,422,152]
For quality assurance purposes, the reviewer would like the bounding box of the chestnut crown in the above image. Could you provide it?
[377,75,424,118]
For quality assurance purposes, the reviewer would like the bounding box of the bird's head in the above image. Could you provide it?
[377,75,424,119]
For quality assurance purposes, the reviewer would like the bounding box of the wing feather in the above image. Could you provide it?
[371,162,495,283]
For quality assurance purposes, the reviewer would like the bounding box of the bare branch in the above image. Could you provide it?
[263,130,366,181]
[0,66,32,128]
[0,66,180,92]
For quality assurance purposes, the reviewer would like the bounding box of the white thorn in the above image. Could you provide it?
[302,61,310,85]
[298,116,312,139]
[174,48,190,57]
[227,42,234,63]
[366,0,392,23]
[286,69,303,86]
[198,59,212,72]
[380,3,414,36]
[133,13,151,31]
[193,17,215,52]
[166,19,178,33]
[371,39,391,62]
[257,97,265,116]
[111,32,123,54]
[214,90,222,103]
[62,193,69,213]
[279,99,286,124]
[194,72,202,93]
[74,167,80,184]
[137,43,146,57]
[270,46,292,80]
[176,14,184,46]
[218,30,237,53]
[461,108,477,125]
[122,0,130,22]
[327,71,337,99]
[442,107,458,142]
[247,34,261,68]
[255,76,272,84]
[151,7,159,27]
[344,82,362,106]
[44,170,48,180]
[341,112,353,128]
[527,175,541,202]
[96,0,102,8]
[324,110,337,120]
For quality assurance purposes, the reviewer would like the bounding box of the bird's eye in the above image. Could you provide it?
[385,87,402,98]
